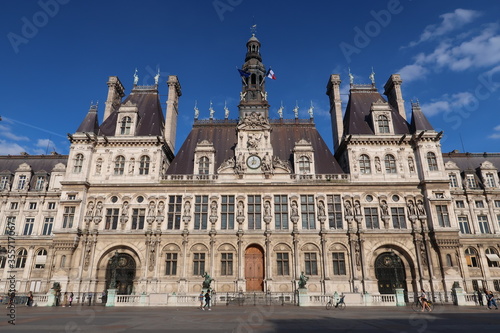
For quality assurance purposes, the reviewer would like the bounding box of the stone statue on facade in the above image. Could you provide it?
[417,200,426,216]
[202,272,214,289]
[183,201,191,216]
[317,200,326,217]
[298,272,309,288]
[344,200,353,216]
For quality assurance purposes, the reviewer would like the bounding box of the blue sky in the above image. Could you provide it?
[1,0,500,156]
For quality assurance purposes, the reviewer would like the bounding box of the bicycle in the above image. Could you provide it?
[411,298,434,312]
[326,295,346,310]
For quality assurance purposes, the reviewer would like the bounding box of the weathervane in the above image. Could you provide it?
[133,68,139,85]
[250,24,257,35]
[369,67,375,85]
[194,100,199,120]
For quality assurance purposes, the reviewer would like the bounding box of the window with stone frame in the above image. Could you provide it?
[194,195,209,230]
[274,195,288,230]
[0,255,5,269]
[477,215,491,234]
[495,200,500,208]
[384,154,397,174]
[29,202,37,210]
[105,208,120,230]
[301,195,316,230]
[298,156,311,174]
[62,206,75,228]
[167,195,182,230]
[165,253,178,275]
[139,155,150,175]
[0,175,9,190]
[436,205,451,227]
[378,115,390,133]
[220,253,233,275]
[391,207,407,229]
[221,195,235,230]
[276,252,290,275]
[465,247,479,267]
[304,252,318,275]
[327,195,343,229]
[42,217,53,235]
[332,252,346,275]
[449,173,458,188]
[475,200,484,208]
[466,174,478,189]
[73,154,84,173]
[17,175,26,190]
[485,173,496,188]
[247,195,262,230]
[23,218,34,235]
[10,202,18,210]
[427,152,438,171]
[35,176,45,191]
[198,156,210,175]
[4,216,15,235]
[114,156,125,175]
[458,216,471,234]
[494,280,500,292]
[120,116,132,135]
[485,247,500,268]
[193,253,205,276]
[364,207,380,229]
[16,248,27,268]
[359,154,371,174]
[446,254,453,267]
[455,200,465,208]
[34,248,47,269]
[131,208,145,230]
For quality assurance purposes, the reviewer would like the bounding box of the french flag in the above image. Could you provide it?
[266,68,276,80]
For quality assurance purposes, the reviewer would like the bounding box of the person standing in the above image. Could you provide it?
[203,290,211,311]
[477,289,484,306]
[486,290,498,309]
[27,291,34,307]
[69,292,74,307]
[199,291,204,309]
[62,292,68,307]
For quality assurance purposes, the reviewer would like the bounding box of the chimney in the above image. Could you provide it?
[164,75,182,153]
[326,74,343,152]
[384,74,406,120]
[103,76,125,122]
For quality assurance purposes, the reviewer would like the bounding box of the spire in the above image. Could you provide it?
[410,100,434,133]
[76,102,100,134]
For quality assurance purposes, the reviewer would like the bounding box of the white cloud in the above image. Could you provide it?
[0,124,29,141]
[0,140,26,155]
[407,9,482,47]
[420,92,475,117]
[32,139,58,155]
[398,63,429,82]
[489,133,500,139]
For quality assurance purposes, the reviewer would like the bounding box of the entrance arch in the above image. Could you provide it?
[375,252,407,294]
[105,253,136,295]
[245,245,264,291]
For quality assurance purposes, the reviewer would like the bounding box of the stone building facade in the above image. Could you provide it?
[1,34,499,301]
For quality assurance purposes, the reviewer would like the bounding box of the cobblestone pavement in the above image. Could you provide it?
[1,304,500,332]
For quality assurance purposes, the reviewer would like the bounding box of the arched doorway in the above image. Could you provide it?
[105,253,136,295]
[375,252,406,294]
[245,245,264,291]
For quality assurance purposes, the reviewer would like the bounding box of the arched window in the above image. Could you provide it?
[120,116,132,135]
[359,155,371,174]
[139,155,150,175]
[35,248,47,269]
[465,247,479,267]
[114,156,125,175]
[427,152,438,171]
[446,254,453,267]
[198,156,209,175]
[73,154,84,173]
[298,156,311,174]
[16,248,27,268]
[485,247,500,268]
[378,115,390,133]
[384,154,397,174]
[60,255,66,268]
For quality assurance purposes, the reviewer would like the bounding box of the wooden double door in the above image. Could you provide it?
[245,245,264,291]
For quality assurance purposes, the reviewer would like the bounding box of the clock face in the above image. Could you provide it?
[247,155,261,169]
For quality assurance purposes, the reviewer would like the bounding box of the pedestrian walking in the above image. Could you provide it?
[69,292,74,307]
[203,290,211,311]
[477,289,484,306]
[486,290,498,309]
[198,291,204,309]
[62,292,68,307]
[27,291,34,307]
[7,292,15,308]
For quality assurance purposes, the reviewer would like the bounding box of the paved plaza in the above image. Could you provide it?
[1,304,500,332]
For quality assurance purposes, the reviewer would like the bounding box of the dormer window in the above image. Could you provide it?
[114,156,125,175]
[0,175,10,190]
[120,116,132,135]
[427,152,438,171]
[466,174,478,189]
[359,154,371,174]
[298,156,311,174]
[17,175,27,190]
[73,153,84,173]
[139,155,150,175]
[449,173,458,188]
[485,173,496,188]
[378,115,390,133]
[198,156,210,175]
[384,154,397,174]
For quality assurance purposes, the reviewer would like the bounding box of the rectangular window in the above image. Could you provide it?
[467,175,477,189]
[10,202,18,210]
[29,202,37,210]
[332,252,346,275]
[23,218,35,235]
[458,216,471,234]
[48,202,56,210]
[475,200,484,208]
[165,253,177,276]
[497,214,500,230]
[105,208,119,230]
[391,207,407,229]
[364,207,379,229]
[42,217,53,235]
[495,200,500,208]
[449,173,458,188]
[194,195,208,230]
[5,217,16,235]
[247,195,262,230]
[478,215,491,234]
[193,253,205,276]
[62,206,75,228]
[167,195,182,230]
[301,195,315,230]
[436,205,451,227]
[274,195,289,230]
[304,252,318,275]
[221,253,233,275]
[456,200,465,208]
[493,280,500,292]
[35,176,45,191]
[0,176,9,190]
[221,195,235,230]
[17,175,26,190]
[327,195,343,229]
[131,208,145,230]
[486,173,496,188]
[276,252,290,276]
[68,194,76,200]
